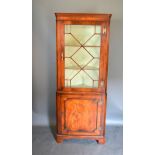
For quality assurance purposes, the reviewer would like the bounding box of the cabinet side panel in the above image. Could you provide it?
[103,94,107,135]
[102,21,111,135]
[56,21,64,90]
[103,21,111,93]
[56,93,62,134]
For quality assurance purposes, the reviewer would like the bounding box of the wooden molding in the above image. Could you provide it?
[55,13,112,22]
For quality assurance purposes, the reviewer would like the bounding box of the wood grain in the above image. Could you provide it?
[65,98,97,132]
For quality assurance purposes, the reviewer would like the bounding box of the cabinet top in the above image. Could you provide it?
[55,13,112,22]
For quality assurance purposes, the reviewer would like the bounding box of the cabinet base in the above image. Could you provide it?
[56,134,106,144]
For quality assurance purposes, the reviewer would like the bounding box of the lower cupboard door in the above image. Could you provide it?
[60,95,104,136]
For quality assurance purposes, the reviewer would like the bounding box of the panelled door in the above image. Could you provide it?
[60,94,105,136]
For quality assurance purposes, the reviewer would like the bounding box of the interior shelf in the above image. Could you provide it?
[65,66,99,70]
[65,84,96,88]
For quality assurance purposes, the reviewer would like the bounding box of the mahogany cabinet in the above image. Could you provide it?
[55,13,112,144]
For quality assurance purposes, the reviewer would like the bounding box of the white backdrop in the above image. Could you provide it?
[32,0,123,126]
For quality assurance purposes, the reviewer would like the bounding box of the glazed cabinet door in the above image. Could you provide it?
[56,21,109,92]
[59,94,105,136]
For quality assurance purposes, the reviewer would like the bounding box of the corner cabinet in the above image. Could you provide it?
[55,13,112,144]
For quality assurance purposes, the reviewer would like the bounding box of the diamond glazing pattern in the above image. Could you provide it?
[64,25,101,88]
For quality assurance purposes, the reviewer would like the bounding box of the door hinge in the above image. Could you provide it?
[100,80,104,87]
[98,127,103,130]
[103,26,107,35]
[98,98,103,105]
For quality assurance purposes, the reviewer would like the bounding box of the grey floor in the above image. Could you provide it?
[33,125,123,155]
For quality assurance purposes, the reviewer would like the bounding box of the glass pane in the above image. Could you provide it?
[84,59,99,70]
[84,70,99,80]
[71,70,93,88]
[65,69,80,80]
[65,34,81,46]
[65,25,70,33]
[64,25,101,88]
[85,47,100,58]
[94,81,98,87]
[72,47,93,68]
[95,26,101,33]
[65,46,80,57]
[71,25,95,44]
[65,58,80,69]
[85,34,101,46]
